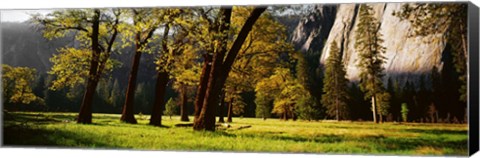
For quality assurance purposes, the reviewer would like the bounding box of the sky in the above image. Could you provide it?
[1,10,52,22]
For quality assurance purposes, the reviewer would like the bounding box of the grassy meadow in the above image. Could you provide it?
[3,112,468,156]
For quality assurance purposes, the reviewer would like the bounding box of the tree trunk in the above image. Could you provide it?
[372,96,378,123]
[226,98,233,123]
[292,108,297,121]
[218,90,225,123]
[149,22,171,126]
[149,71,169,126]
[77,9,101,124]
[336,98,339,121]
[194,54,212,121]
[180,84,189,122]
[193,8,232,131]
[120,49,142,124]
[379,113,383,123]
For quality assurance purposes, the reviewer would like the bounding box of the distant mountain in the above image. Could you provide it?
[1,22,74,73]
[1,22,158,86]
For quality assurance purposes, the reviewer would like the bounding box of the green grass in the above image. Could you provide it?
[3,112,468,156]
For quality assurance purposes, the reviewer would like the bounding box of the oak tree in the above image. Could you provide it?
[33,9,123,123]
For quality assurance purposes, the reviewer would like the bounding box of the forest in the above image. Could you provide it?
[2,3,469,155]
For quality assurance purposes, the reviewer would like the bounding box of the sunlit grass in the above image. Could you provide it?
[3,112,468,156]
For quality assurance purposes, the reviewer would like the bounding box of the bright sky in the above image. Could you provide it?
[1,10,52,22]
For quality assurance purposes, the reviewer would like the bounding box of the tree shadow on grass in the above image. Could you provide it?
[404,128,467,135]
[3,112,62,126]
[3,124,115,149]
[217,131,345,144]
[371,136,467,155]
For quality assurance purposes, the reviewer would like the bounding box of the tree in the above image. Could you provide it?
[401,103,409,122]
[2,64,43,106]
[355,4,388,123]
[296,95,319,121]
[224,91,247,122]
[48,48,119,99]
[321,41,350,121]
[150,8,192,126]
[254,92,272,120]
[32,9,123,124]
[118,9,163,124]
[376,91,391,122]
[293,49,321,121]
[193,7,266,131]
[110,79,123,109]
[221,7,293,123]
[164,98,177,119]
[273,79,306,120]
[119,8,181,124]
[170,42,202,122]
[260,67,306,120]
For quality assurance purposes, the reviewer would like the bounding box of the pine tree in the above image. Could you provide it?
[376,91,391,122]
[321,41,349,121]
[355,4,388,123]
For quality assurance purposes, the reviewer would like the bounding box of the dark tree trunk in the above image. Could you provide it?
[218,90,225,123]
[372,96,378,123]
[120,49,142,124]
[193,8,232,131]
[292,108,297,121]
[149,22,171,127]
[149,71,169,126]
[120,10,157,124]
[180,84,189,122]
[193,52,226,130]
[194,54,212,121]
[226,98,233,123]
[77,9,101,124]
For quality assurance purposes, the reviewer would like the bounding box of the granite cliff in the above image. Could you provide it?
[292,3,448,86]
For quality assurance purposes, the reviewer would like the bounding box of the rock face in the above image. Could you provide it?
[291,4,337,53]
[292,3,447,86]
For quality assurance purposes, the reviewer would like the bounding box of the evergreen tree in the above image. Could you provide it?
[403,81,416,121]
[376,91,391,122]
[416,75,431,122]
[387,78,403,122]
[321,41,349,121]
[296,95,320,121]
[355,4,388,123]
[164,98,178,119]
[401,103,409,122]
[110,79,123,109]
